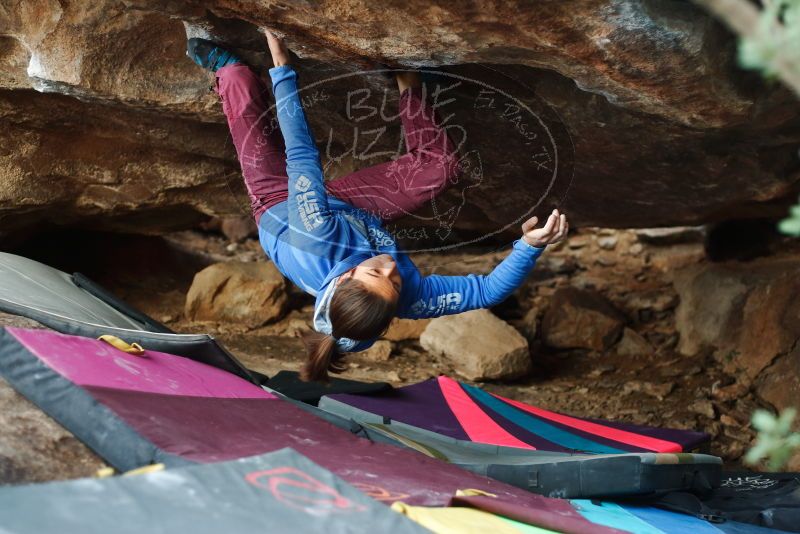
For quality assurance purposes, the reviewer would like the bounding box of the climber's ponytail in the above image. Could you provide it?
[301,330,347,382]
[301,278,397,382]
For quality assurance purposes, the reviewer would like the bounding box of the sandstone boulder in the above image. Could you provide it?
[541,288,625,351]
[756,345,800,414]
[220,217,258,243]
[648,244,707,272]
[615,328,653,357]
[185,261,288,328]
[199,216,258,243]
[673,267,749,357]
[383,318,431,342]
[521,306,542,343]
[420,309,530,381]
[360,340,394,362]
[674,258,800,381]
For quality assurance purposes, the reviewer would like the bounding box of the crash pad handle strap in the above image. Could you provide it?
[651,491,727,524]
[97,335,145,356]
[95,464,164,478]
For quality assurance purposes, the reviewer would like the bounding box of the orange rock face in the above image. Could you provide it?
[1,0,799,242]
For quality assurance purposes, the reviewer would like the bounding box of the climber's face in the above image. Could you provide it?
[340,254,401,302]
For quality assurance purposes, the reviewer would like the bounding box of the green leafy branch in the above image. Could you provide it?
[779,198,800,236]
[693,0,800,94]
[693,1,800,236]
[745,408,800,470]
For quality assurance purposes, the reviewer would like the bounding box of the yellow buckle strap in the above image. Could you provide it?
[97,335,145,356]
[94,463,165,478]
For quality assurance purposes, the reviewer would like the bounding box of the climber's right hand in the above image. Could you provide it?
[264,28,291,67]
[521,209,568,248]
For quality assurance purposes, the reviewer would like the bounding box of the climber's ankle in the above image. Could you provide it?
[396,71,422,93]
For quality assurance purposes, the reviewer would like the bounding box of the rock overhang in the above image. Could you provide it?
[0,0,798,245]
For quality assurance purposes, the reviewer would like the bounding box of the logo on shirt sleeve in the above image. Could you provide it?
[295,175,312,192]
[294,175,324,231]
[367,226,396,248]
[410,292,462,316]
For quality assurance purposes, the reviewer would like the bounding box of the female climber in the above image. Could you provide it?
[187,30,569,381]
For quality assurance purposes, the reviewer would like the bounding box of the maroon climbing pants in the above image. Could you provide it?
[215,63,460,222]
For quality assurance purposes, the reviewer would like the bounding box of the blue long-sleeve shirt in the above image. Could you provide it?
[257,65,544,350]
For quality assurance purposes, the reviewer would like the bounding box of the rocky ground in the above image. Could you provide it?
[4,221,798,484]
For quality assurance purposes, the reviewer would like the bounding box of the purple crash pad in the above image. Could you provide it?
[0,326,604,513]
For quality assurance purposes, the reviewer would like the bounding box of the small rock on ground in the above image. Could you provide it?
[360,340,394,362]
[185,261,288,328]
[420,309,531,381]
[542,287,625,351]
[615,328,653,357]
[689,399,715,419]
[623,380,675,401]
[382,318,431,341]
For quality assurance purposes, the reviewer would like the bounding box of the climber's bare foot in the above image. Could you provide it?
[264,29,291,67]
[395,71,421,93]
